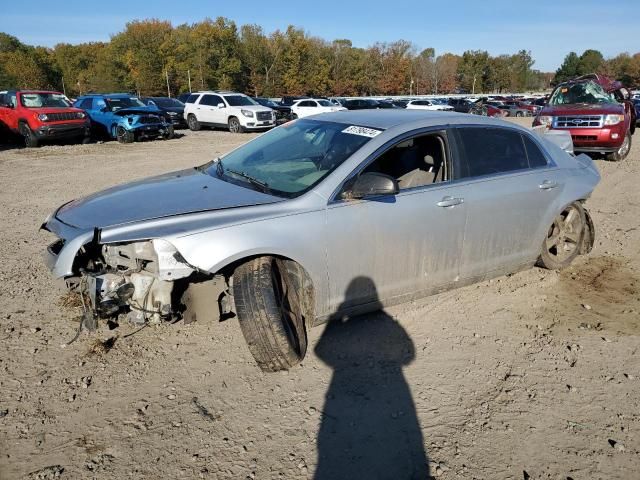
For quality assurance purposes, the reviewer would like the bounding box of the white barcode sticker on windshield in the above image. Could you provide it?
[342,125,382,138]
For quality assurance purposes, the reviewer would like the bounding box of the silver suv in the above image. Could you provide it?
[183,91,275,133]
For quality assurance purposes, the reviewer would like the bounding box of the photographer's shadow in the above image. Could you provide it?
[314,277,429,480]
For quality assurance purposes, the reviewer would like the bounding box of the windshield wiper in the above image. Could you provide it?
[225,168,271,193]
[214,158,224,177]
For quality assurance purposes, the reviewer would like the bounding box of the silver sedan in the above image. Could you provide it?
[42,110,599,371]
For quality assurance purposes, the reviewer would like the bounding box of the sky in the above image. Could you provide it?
[3,0,638,72]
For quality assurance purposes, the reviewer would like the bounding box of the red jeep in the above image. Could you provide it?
[533,74,635,161]
[0,90,90,147]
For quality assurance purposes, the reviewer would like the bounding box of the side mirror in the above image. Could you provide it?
[347,172,399,199]
[217,103,225,109]
[100,106,109,112]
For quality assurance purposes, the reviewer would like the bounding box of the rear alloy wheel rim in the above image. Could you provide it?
[545,205,582,261]
[229,119,240,133]
[617,135,630,158]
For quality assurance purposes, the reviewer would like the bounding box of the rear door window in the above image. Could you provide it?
[522,134,548,168]
[185,94,199,104]
[453,127,529,179]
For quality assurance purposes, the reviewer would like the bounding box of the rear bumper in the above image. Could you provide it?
[35,122,89,139]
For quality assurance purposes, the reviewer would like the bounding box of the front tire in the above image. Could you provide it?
[606,131,631,161]
[233,257,310,372]
[187,114,201,131]
[116,126,134,144]
[163,125,175,140]
[537,202,586,270]
[515,111,523,117]
[228,116,243,133]
[20,123,39,148]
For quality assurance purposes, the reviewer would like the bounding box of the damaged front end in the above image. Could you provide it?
[43,214,200,327]
[77,239,195,325]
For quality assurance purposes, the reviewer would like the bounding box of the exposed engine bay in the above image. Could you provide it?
[69,239,208,327]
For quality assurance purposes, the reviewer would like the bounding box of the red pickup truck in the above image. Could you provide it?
[533,74,635,161]
[0,90,90,147]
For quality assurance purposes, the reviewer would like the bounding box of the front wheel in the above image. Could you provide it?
[233,257,311,372]
[163,125,175,140]
[537,202,586,270]
[116,126,134,144]
[515,111,523,117]
[228,116,243,133]
[20,123,39,148]
[606,132,631,161]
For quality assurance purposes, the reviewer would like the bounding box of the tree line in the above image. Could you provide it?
[0,18,637,98]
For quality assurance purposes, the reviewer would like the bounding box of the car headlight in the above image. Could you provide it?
[241,109,254,118]
[604,114,624,126]
[538,115,553,127]
[76,112,86,119]
[38,113,49,121]
[168,111,177,116]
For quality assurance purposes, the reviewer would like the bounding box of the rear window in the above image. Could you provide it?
[454,127,528,179]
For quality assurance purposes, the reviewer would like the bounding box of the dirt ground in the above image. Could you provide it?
[1,118,639,480]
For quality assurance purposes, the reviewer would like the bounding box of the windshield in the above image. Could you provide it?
[205,119,378,197]
[20,93,71,108]
[317,100,333,107]
[106,97,147,111]
[151,98,184,108]
[549,81,616,106]
[225,95,258,107]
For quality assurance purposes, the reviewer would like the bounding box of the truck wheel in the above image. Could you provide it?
[20,123,39,148]
[187,114,200,131]
[228,116,244,133]
[515,111,523,117]
[116,126,134,144]
[606,132,631,161]
[233,257,311,372]
[537,202,586,270]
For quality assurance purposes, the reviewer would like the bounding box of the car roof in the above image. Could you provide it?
[309,109,521,130]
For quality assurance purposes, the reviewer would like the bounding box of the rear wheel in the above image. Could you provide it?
[233,257,311,372]
[606,131,631,161]
[187,114,201,131]
[537,202,586,270]
[228,116,243,133]
[20,123,39,148]
[116,126,134,144]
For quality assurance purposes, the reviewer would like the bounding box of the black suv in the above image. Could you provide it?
[448,98,474,113]
[141,97,187,128]
[252,97,292,124]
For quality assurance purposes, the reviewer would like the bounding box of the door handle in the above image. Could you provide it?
[437,196,464,207]
[539,180,558,190]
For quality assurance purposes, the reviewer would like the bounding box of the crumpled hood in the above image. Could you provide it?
[541,103,624,116]
[55,168,282,229]
[113,107,162,116]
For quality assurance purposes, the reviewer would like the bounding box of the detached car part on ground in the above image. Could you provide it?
[73,94,174,143]
[533,74,636,161]
[42,111,599,372]
[0,90,90,147]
